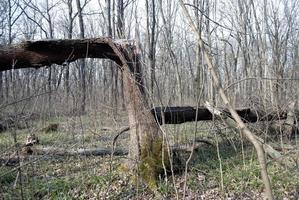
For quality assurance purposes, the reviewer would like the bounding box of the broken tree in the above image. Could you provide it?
[0,38,168,190]
[1,38,297,195]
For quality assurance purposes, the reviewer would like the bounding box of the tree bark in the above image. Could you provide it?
[0,39,121,70]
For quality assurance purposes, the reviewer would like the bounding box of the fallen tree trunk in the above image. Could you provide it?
[0,38,123,71]
[34,147,128,156]
[0,147,128,166]
[151,106,298,124]
[0,142,209,166]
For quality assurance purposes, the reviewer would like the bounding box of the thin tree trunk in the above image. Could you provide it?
[117,0,125,110]
[65,0,73,107]
[0,72,3,101]
[146,0,157,98]
[76,0,86,114]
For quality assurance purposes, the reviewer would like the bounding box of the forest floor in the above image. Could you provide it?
[0,112,298,199]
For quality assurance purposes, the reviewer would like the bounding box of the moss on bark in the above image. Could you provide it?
[139,136,170,191]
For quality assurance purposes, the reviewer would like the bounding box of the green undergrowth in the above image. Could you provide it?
[173,142,298,199]
[0,118,298,199]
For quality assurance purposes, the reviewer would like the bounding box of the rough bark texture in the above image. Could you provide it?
[0,38,122,71]
[107,41,168,190]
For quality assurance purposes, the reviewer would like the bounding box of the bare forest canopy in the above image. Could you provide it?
[0,0,298,113]
[0,38,298,127]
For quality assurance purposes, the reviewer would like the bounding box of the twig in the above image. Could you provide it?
[111,126,130,155]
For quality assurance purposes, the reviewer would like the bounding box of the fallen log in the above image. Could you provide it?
[1,143,211,169]
[32,147,128,156]
[0,147,128,166]
[151,106,298,124]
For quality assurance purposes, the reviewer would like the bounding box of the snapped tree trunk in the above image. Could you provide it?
[0,37,168,190]
[108,42,169,190]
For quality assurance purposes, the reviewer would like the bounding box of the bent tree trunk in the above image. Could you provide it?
[0,38,167,189]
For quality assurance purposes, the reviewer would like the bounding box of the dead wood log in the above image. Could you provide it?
[0,143,211,167]
[32,147,128,156]
[1,145,129,166]
[0,147,128,166]
[151,106,297,124]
